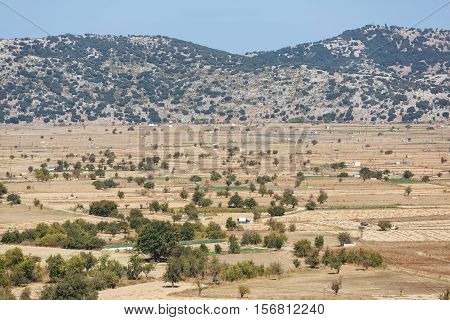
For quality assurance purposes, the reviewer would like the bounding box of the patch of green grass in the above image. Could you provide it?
[320,204,400,210]
[388,178,421,184]
[180,238,226,245]
[239,247,268,253]
[202,186,249,191]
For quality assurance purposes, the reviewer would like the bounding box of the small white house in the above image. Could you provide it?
[343,243,356,248]
[237,217,253,224]
[352,161,361,167]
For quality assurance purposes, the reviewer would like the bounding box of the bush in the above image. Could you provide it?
[241,231,262,245]
[222,261,264,282]
[205,222,226,239]
[305,250,320,268]
[89,200,118,217]
[378,220,392,231]
[314,235,324,249]
[268,206,285,216]
[214,244,222,254]
[40,273,98,300]
[263,233,287,249]
[402,170,414,179]
[0,182,7,197]
[239,285,250,298]
[6,193,21,205]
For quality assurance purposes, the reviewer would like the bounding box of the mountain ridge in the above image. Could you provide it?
[0,24,448,124]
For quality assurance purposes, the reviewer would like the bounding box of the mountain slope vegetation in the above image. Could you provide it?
[0,25,448,124]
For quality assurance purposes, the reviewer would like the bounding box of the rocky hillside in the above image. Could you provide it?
[0,25,448,124]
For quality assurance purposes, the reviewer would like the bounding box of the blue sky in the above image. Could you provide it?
[0,0,449,53]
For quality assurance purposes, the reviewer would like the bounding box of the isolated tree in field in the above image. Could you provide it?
[317,190,328,204]
[305,249,320,268]
[337,232,352,246]
[263,233,286,249]
[179,188,188,200]
[378,220,392,231]
[226,217,237,230]
[305,196,317,210]
[0,182,7,197]
[404,186,412,196]
[243,197,257,209]
[292,258,301,268]
[329,253,344,274]
[205,222,227,239]
[421,175,430,182]
[268,206,285,217]
[258,184,267,197]
[239,285,250,298]
[314,235,324,249]
[228,235,241,254]
[117,191,125,199]
[402,170,414,179]
[228,193,243,208]
[7,193,21,205]
[136,220,180,261]
[142,263,155,279]
[249,183,256,193]
[273,158,279,167]
[89,200,118,217]
[214,244,222,254]
[281,189,298,208]
[294,239,312,258]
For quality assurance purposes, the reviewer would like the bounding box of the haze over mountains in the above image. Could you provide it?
[0,24,448,125]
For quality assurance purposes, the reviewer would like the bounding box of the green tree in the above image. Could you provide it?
[228,235,241,254]
[163,258,182,287]
[126,254,145,280]
[241,231,262,245]
[46,254,66,282]
[263,233,287,249]
[403,170,414,179]
[314,235,324,249]
[40,273,98,300]
[268,206,285,216]
[228,193,243,208]
[337,232,352,246]
[179,189,188,200]
[281,189,298,208]
[136,220,181,261]
[243,197,257,209]
[0,182,8,197]
[294,239,312,257]
[378,220,392,231]
[205,222,227,239]
[225,217,237,230]
[184,203,198,220]
[6,193,21,205]
[305,196,317,210]
[89,200,118,217]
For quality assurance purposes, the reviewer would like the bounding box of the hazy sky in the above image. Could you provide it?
[0,0,449,53]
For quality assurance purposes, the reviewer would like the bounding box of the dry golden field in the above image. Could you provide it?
[0,123,449,299]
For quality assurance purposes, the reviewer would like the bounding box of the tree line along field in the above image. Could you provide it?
[0,123,449,300]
